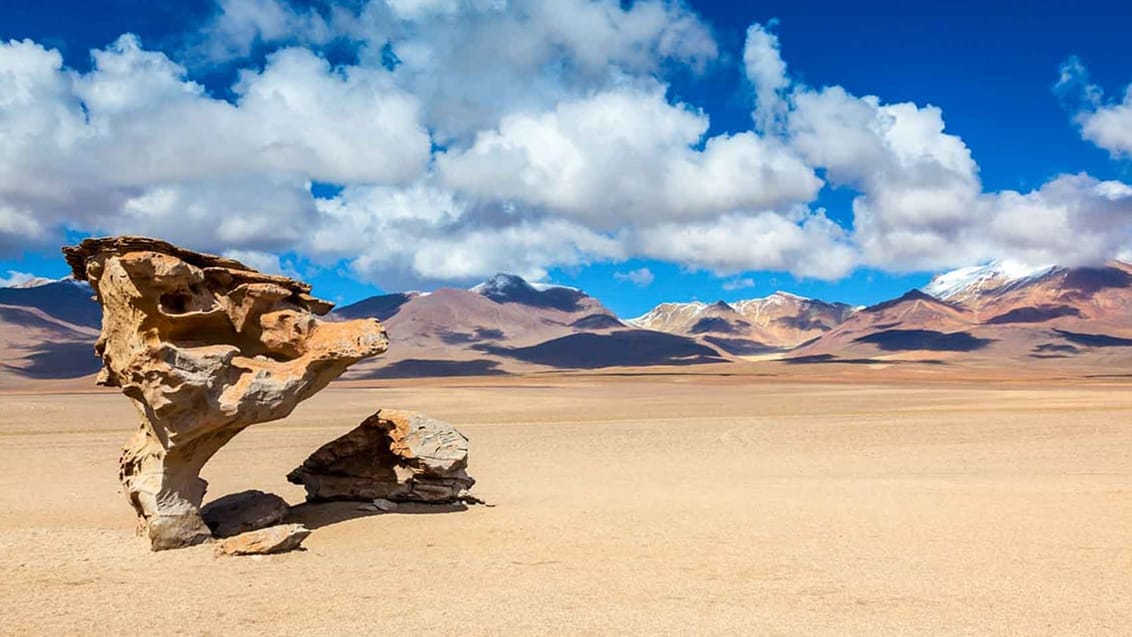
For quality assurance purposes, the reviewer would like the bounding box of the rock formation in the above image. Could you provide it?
[63,236,388,551]
[288,409,474,503]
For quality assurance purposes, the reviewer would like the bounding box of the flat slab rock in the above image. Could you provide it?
[288,409,474,503]
[216,524,311,556]
[201,490,290,538]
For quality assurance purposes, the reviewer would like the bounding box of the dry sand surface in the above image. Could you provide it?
[1,371,1131,635]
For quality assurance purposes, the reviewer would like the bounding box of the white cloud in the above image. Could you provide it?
[439,85,821,227]
[362,0,718,141]
[304,182,623,288]
[2,10,1131,291]
[635,210,858,280]
[614,267,654,287]
[1057,57,1132,157]
[408,219,623,283]
[221,249,299,278]
[722,277,755,291]
[743,22,789,132]
[0,34,429,256]
[748,24,1132,273]
[193,0,337,62]
[0,270,40,287]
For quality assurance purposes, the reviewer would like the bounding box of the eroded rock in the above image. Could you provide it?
[201,490,290,538]
[288,409,474,503]
[217,524,311,556]
[63,236,387,551]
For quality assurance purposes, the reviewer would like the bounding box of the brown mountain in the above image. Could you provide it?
[335,274,722,377]
[628,292,856,354]
[790,261,1132,366]
[5,261,1131,383]
[0,279,102,384]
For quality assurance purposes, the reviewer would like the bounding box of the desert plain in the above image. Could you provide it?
[1,364,1130,635]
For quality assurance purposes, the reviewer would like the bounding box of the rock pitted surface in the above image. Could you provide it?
[288,409,474,503]
[63,236,388,551]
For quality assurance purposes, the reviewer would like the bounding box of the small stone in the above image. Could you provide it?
[372,498,398,511]
[216,524,311,556]
[201,490,289,538]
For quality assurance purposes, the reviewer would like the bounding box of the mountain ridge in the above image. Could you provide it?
[4,262,1132,385]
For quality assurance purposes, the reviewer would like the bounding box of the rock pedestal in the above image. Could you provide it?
[63,236,388,551]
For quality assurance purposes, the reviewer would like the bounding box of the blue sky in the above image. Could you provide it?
[1,0,1130,316]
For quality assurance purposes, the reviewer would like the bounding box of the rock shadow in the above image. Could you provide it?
[358,358,508,378]
[689,317,749,334]
[1061,267,1132,295]
[1053,329,1132,347]
[477,330,725,368]
[985,305,1082,324]
[853,329,992,352]
[703,336,779,355]
[287,500,469,530]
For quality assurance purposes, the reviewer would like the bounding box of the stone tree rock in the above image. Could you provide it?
[63,236,388,551]
[288,409,474,503]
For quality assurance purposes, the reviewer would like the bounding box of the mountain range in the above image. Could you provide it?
[2,260,1131,386]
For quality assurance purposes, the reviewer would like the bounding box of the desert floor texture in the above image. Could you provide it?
[2,368,1130,635]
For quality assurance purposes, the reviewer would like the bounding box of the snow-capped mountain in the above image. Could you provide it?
[328,272,725,379]
[627,301,712,332]
[0,274,86,289]
[922,261,1058,304]
[794,259,1132,364]
[470,273,591,312]
[629,292,856,350]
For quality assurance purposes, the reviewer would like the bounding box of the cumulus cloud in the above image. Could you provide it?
[438,85,821,227]
[722,277,755,291]
[192,0,339,62]
[746,25,1132,272]
[744,22,789,132]
[1057,56,1132,157]
[0,270,40,287]
[635,210,857,279]
[0,33,428,257]
[614,267,655,287]
[2,5,1130,290]
[373,0,718,141]
[305,182,624,288]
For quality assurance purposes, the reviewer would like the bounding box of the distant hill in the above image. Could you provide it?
[0,279,101,329]
[628,292,856,354]
[0,279,101,384]
[4,261,1132,385]
[335,273,720,378]
[790,260,1132,366]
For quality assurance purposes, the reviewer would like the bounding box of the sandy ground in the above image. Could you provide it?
[1,372,1130,635]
